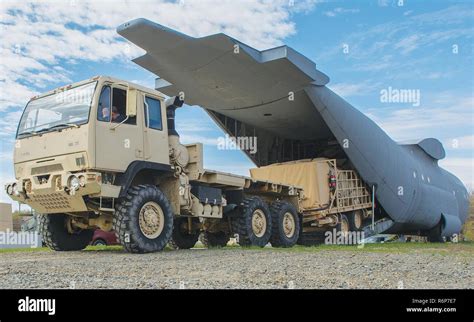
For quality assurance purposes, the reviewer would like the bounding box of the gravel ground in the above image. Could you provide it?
[0,246,472,289]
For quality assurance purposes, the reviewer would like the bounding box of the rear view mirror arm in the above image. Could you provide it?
[109,116,129,131]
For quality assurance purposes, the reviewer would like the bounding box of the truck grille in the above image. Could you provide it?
[31,193,71,210]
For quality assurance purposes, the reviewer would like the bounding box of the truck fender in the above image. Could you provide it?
[116,161,173,198]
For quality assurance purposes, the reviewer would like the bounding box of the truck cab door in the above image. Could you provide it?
[95,84,144,171]
[142,94,169,165]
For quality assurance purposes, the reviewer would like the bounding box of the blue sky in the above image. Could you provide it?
[0,0,473,205]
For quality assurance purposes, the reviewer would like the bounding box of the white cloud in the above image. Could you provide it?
[290,0,320,13]
[177,120,221,146]
[180,134,218,147]
[317,4,474,76]
[130,78,155,89]
[324,7,359,17]
[363,91,473,189]
[393,28,473,56]
[329,81,381,97]
[177,123,215,133]
[0,80,38,112]
[411,5,474,24]
[422,72,443,80]
[439,158,474,191]
[0,110,23,138]
[444,135,474,151]
[366,93,474,141]
[394,34,420,55]
[0,0,317,111]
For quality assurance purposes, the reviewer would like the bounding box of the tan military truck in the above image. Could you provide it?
[5,76,373,253]
[5,76,301,252]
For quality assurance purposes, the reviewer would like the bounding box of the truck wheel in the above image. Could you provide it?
[113,185,173,253]
[337,214,350,234]
[348,210,363,231]
[200,231,230,248]
[39,214,93,251]
[232,197,272,247]
[269,201,300,248]
[169,217,200,249]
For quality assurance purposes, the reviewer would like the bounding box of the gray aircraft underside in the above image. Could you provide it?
[117,18,468,237]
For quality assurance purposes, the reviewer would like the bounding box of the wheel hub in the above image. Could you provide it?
[282,212,296,238]
[354,211,362,229]
[139,201,165,239]
[251,209,267,238]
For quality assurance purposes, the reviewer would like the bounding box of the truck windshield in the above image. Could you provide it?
[17,81,97,138]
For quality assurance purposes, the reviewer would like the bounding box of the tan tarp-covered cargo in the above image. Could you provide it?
[250,158,332,210]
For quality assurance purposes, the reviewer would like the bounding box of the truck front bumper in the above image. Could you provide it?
[5,171,103,214]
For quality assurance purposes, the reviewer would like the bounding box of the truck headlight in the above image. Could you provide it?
[12,183,19,196]
[68,175,80,191]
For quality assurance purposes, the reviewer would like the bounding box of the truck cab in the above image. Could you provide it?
[8,76,171,210]
[6,77,177,251]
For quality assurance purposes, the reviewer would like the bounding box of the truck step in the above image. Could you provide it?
[99,207,115,212]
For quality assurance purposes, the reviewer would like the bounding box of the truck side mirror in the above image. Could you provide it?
[126,88,137,117]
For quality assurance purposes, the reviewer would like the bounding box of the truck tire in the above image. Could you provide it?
[269,201,300,248]
[232,197,272,247]
[39,214,93,251]
[200,231,230,248]
[113,184,173,253]
[169,217,200,249]
[348,210,363,231]
[337,214,350,235]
